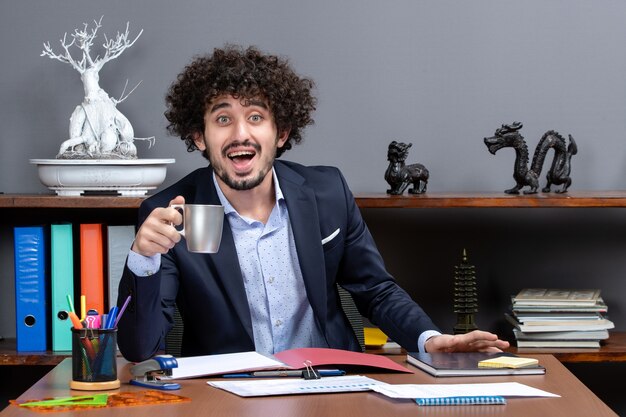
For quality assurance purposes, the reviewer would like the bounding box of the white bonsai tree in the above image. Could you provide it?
[41,17,154,159]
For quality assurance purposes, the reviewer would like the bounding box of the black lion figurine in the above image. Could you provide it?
[384,141,429,195]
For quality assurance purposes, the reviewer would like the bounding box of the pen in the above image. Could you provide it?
[254,370,303,377]
[69,311,84,330]
[223,369,345,378]
[80,295,87,321]
[66,294,75,314]
[113,295,132,328]
[104,306,118,329]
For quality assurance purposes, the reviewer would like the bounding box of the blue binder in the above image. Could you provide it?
[51,224,74,351]
[14,226,47,352]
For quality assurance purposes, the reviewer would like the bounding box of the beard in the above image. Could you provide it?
[210,140,276,191]
[214,166,270,191]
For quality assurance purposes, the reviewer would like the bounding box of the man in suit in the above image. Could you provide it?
[117,45,508,363]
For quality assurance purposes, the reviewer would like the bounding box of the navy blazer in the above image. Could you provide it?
[117,160,439,362]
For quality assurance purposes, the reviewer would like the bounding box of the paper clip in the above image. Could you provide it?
[85,309,101,329]
[302,360,320,380]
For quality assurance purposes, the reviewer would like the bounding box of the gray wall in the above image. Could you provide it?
[3,1,626,194]
[3,2,626,336]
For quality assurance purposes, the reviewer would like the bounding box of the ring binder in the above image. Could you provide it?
[14,226,47,352]
[415,395,506,406]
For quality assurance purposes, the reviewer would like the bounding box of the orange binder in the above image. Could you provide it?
[80,224,105,314]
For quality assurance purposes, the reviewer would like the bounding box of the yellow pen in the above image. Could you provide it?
[80,295,87,321]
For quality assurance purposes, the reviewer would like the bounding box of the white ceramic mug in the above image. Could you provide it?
[171,204,224,253]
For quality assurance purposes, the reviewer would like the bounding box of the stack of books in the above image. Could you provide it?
[506,288,613,348]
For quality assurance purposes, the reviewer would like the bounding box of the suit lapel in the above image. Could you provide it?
[276,164,328,335]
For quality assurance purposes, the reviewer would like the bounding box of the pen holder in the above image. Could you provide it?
[70,327,120,390]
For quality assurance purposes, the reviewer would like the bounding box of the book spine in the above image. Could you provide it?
[415,396,506,406]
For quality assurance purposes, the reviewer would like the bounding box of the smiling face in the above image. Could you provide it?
[193,95,289,191]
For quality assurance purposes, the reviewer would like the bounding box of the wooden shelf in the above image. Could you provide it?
[0,339,69,366]
[355,191,626,208]
[4,191,626,210]
[0,194,144,209]
[366,333,626,363]
[2,333,626,365]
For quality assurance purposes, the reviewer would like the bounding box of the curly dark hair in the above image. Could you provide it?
[164,45,317,159]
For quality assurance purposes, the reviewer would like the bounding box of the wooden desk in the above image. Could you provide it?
[1,355,617,417]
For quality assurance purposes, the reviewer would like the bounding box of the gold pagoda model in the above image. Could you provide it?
[453,249,478,334]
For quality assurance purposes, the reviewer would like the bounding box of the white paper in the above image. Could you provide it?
[370,382,560,399]
[208,375,385,397]
[170,351,286,379]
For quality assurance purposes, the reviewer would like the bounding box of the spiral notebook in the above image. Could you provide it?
[415,396,506,406]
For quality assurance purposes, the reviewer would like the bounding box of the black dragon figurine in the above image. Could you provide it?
[384,141,429,195]
[484,122,577,194]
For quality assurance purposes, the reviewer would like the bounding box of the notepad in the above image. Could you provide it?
[364,327,388,347]
[478,356,539,369]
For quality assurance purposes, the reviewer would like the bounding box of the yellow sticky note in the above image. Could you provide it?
[364,327,388,347]
[478,356,539,369]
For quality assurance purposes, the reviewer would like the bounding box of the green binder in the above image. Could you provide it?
[51,223,74,351]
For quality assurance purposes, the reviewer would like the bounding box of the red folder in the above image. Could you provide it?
[274,347,413,373]
[80,224,105,314]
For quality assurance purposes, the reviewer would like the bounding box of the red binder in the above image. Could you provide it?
[274,347,412,373]
[80,224,105,314]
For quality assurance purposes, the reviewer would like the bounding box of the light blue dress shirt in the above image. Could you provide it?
[211,170,327,354]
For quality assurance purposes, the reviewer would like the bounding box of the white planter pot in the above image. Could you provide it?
[30,158,175,196]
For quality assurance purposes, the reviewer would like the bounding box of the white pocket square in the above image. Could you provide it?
[321,228,340,245]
